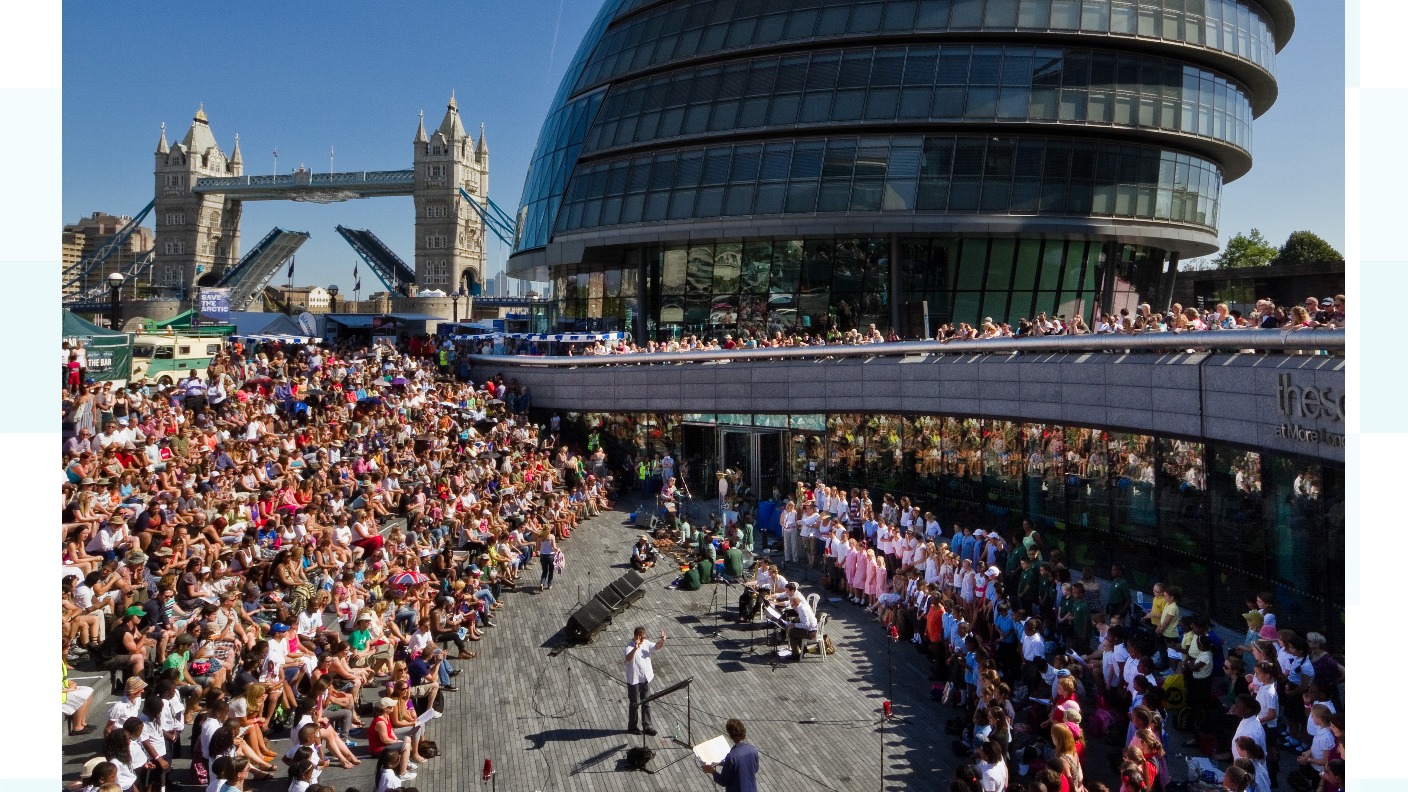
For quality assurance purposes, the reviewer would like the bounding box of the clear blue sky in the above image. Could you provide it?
[62,1,1345,289]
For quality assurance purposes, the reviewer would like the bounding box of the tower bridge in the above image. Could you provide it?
[144,93,491,300]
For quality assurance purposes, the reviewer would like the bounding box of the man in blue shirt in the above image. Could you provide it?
[701,718,759,792]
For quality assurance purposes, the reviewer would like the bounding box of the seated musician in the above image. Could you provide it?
[630,535,656,572]
[660,477,680,503]
[780,582,819,662]
[745,559,783,594]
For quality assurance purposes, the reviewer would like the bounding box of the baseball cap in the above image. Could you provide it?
[379,697,398,710]
[124,605,146,618]
[269,623,290,634]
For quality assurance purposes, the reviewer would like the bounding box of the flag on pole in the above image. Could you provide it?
[355,278,362,292]
[287,255,295,279]
[353,261,359,280]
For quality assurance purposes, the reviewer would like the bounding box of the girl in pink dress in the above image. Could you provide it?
[845,538,864,603]
[857,549,876,608]
[867,551,888,610]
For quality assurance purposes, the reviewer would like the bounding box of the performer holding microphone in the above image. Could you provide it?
[624,626,666,736]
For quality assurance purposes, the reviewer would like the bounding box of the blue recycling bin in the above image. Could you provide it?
[757,500,781,535]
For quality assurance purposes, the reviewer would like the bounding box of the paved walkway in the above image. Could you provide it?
[62,497,1114,792]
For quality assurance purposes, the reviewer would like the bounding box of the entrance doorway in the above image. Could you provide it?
[716,429,784,505]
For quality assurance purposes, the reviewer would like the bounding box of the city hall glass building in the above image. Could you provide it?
[510,0,1294,338]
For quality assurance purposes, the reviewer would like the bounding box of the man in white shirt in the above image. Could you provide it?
[624,626,667,736]
[782,583,818,662]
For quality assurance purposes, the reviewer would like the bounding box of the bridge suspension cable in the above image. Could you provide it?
[62,200,156,296]
[457,187,518,248]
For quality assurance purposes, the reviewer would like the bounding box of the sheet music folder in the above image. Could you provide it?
[693,735,730,766]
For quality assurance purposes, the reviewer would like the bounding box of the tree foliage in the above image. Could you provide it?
[1274,231,1344,267]
[1212,229,1279,269]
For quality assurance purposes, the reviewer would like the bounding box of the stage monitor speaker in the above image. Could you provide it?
[595,585,626,612]
[611,570,647,607]
[566,598,613,643]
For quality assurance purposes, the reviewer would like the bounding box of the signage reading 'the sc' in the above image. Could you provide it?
[1276,373,1345,423]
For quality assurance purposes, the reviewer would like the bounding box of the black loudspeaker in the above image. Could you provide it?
[612,570,647,607]
[595,585,626,611]
[566,598,614,643]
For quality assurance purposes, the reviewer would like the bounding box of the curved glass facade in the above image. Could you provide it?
[516,91,605,252]
[554,234,1167,339]
[558,135,1222,233]
[585,44,1253,157]
[511,0,1289,337]
[575,0,1279,96]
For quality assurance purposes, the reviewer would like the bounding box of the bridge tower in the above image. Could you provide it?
[152,106,243,293]
[413,92,488,295]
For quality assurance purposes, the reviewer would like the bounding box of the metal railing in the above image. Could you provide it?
[466,328,1344,367]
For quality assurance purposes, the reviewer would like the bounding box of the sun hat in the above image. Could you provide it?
[379,697,398,710]
[82,757,107,779]
[125,676,147,694]
[124,550,148,566]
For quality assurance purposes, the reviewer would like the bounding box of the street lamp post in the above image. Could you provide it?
[327,284,341,315]
[451,287,465,323]
[107,272,126,330]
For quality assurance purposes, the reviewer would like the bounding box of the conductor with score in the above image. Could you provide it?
[700,718,759,792]
[624,625,666,735]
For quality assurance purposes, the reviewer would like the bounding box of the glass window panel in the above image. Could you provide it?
[754,183,785,214]
[666,189,695,220]
[851,180,883,210]
[713,243,742,293]
[708,102,739,131]
[1051,0,1081,29]
[1081,0,1111,31]
[722,185,753,216]
[784,180,818,213]
[986,0,1020,27]
[997,87,1030,119]
[644,191,670,221]
[955,238,988,290]
[1012,238,1043,292]
[800,92,833,122]
[951,292,981,326]
[848,3,884,32]
[834,90,866,120]
[980,177,1012,211]
[737,98,768,128]
[864,89,899,119]
[766,94,800,125]
[898,87,933,118]
[951,0,985,28]
[985,238,1017,292]
[1011,179,1041,213]
[950,178,981,211]
[933,87,966,118]
[695,186,724,217]
[770,240,803,294]
[1019,0,1051,27]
